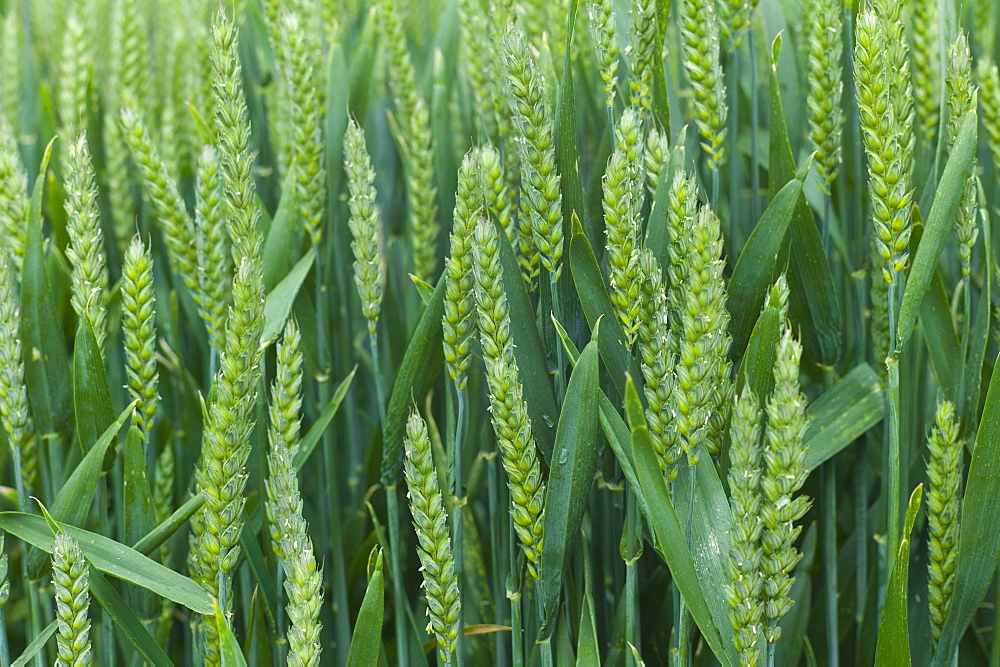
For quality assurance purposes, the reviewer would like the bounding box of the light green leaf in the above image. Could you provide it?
[294,367,357,471]
[539,333,600,637]
[875,485,923,666]
[348,548,385,667]
[89,567,173,667]
[72,319,115,455]
[897,110,977,351]
[261,248,315,349]
[625,379,732,666]
[803,364,885,470]
[0,512,214,614]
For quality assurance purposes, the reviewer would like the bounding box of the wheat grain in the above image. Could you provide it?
[52,533,93,667]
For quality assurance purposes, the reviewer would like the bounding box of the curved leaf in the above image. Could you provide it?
[875,485,922,666]
[0,512,214,614]
[539,334,600,637]
[348,548,385,667]
[897,110,977,352]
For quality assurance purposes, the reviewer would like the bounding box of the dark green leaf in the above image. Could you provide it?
[132,494,202,556]
[216,598,249,667]
[0,512,214,614]
[21,140,71,435]
[920,271,959,401]
[123,425,160,621]
[11,620,56,667]
[294,368,357,470]
[72,319,114,454]
[803,364,885,470]
[89,567,173,667]
[262,169,301,291]
[768,37,841,364]
[539,334,600,637]
[875,485,922,666]
[729,179,801,356]
[897,110,977,351]
[494,216,559,461]
[348,548,385,667]
[261,248,315,349]
[382,278,445,485]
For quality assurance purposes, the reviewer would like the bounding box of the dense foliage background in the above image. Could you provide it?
[0,0,997,665]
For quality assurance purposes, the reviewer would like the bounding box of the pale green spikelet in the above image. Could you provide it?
[0,116,28,270]
[406,99,441,283]
[805,0,844,194]
[283,538,324,667]
[58,10,91,142]
[926,400,961,644]
[344,119,385,336]
[403,409,462,664]
[760,326,811,644]
[382,0,440,282]
[121,236,159,442]
[680,0,728,171]
[603,107,645,347]
[443,152,483,391]
[481,143,516,245]
[0,12,20,128]
[0,257,37,495]
[628,0,656,114]
[52,532,93,667]
[946,31,978,280]
[671,206,731,464]
[636,249,682,481]
[265,319,305,558]
[872,0,915,180]
[153,441,175,564]
[503,24,564,283]
[460,0,498,140]
[855,9,913,283]
[726,384,764,667]
[263,318,323,666]
[195,145,231,353]
[283,11,327,248]
[588,0,619,110]
[196,14,268,648]
[665,171,699,360]
[471,217,546,579]
[120,106,203,305]
[64,132,110,354]
[717,0,751,51]
[907,0,939,142]
[979,60,1000,184]
[644,125,669,194]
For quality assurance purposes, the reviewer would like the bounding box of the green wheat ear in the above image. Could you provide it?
[344,118,385,335]
[52,532,93,667]
[680,0,728,171]
[0,256,37,496]
[726,383,764,667]
[471,216,546,579]
[945,30,978,280]
[603,107,645,348]
[760,326,811,646]
[121,236,159,442]
[0,115,28,271]
[805,0,844,195]
[403,409,462,664]
[443,151,483,391]
[926,400,961,644]
[64,132,110,355]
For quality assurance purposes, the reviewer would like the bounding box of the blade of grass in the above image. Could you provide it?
[538,333,599,637]
[874,485,923,666]
[89,567,172,667]
[897,110,977,351]
[0,513,214,614]
[347,549,385,666]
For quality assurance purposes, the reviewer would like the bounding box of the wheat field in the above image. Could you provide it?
[0,0,996,664]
